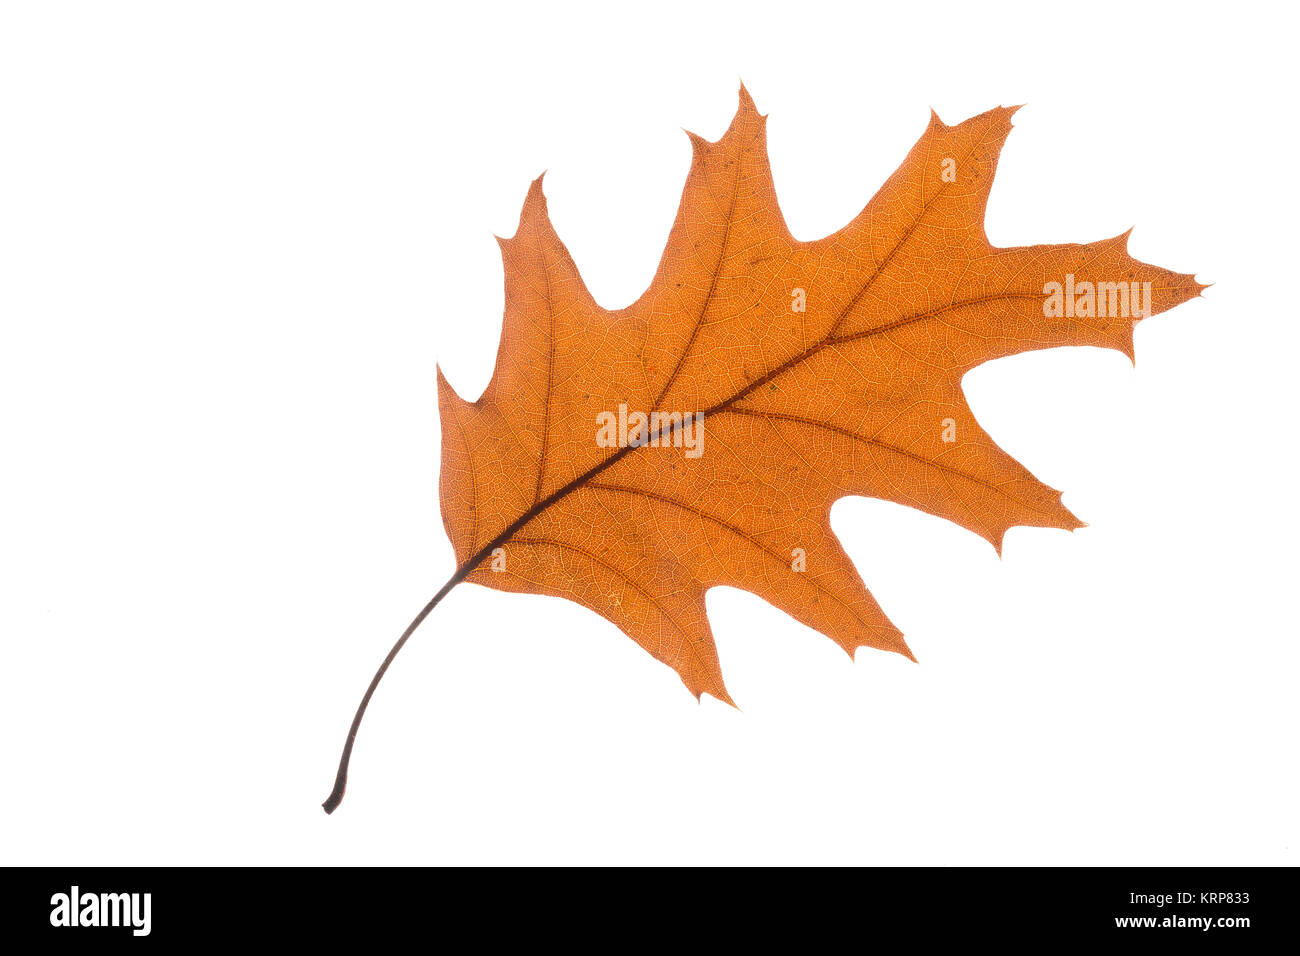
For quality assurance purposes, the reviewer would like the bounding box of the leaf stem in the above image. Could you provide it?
[321,569,465,814]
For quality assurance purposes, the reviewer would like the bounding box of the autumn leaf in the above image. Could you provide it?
[323,87,1204,812]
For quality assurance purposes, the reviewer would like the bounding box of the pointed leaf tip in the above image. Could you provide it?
[435,362,467,405]
[710,686,739,709]
[511,174,550,233]
[684,128,709,153]
[737,81,756,113]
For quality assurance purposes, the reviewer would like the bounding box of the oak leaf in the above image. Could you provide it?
[323,87,1203,811]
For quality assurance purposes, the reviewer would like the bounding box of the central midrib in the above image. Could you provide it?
[452,288,1022,584]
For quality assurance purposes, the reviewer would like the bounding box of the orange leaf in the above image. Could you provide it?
[325,87,1204,811]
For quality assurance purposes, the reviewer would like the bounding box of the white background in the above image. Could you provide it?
[2,1,1296,865]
